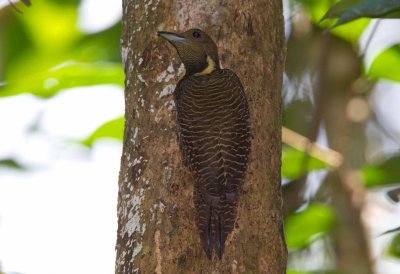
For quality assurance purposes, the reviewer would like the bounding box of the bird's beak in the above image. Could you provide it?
[157,31,187,44]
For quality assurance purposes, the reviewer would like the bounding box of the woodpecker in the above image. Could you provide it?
[158,29,251,260]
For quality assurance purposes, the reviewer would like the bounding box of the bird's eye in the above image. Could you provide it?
[192,31,201,38]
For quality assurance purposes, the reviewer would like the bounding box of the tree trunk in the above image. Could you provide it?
[115,1,287,273]
[321,34,375,274]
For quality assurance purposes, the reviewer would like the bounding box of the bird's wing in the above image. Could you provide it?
[174,70,251,258]
[175,70,250,197]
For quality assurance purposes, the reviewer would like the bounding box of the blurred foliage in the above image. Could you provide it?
[285,204,336,249]
[82,116,124,147]
[282,146,327,179]
[287,0,400,272]
[283,101,314,136]
[388,233,400,259]
[7,0,31,13]
[294,0,370,43]
[1,62,123,97]
[362,154,400,187]
[0,0,123,98]
[322,0,400,27]
[368,44,400,82]
[20,0,31,5]
[0,158,26,170]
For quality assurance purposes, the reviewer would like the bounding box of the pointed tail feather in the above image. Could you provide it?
[215,212,224,259]
[199,206,228,260]
[206,206,212,259]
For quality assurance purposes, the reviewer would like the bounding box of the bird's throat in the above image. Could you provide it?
[194,56,216,76]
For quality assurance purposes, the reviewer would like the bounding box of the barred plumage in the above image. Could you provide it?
[158,29,251,259]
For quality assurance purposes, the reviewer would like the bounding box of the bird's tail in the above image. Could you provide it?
[195,181,238,260]
[199,205,229,260]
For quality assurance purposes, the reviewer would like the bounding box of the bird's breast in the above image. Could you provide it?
[178,72,234,119]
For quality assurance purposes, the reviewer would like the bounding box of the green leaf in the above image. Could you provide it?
[295,0,370,43]
[82,117,124,147]
[329,18,370,43]
[368,44,400,82]
[0,0,122,98]
[362,155,400,187]
[387,233,400,259]
[322,0,400,27]
[1,23,123,97]
[295,0,336,23]
[285,203,336,249]
[287,271,311,274]
[323,0,364,19]
[72,22,122,63]
[282,146,327,179]
[0,10,33,82]
[20,0,81,54]
[0,158,26,170]
[0,62,124,98]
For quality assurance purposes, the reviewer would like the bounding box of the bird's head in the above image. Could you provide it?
[158,29,220,76]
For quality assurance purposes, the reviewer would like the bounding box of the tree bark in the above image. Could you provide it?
[115,1,287,273]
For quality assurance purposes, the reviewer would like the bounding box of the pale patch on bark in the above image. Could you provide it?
[131,156,143,167]
[121,46,128,66]
[156,63,176,83]
[158,84,175,98]
[130,127,139,144]
[137,74,148,86]
[132,242,143,259]
[155,230,162,274]
[121,188,146,237]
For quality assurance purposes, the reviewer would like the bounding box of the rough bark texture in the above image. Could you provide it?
[115,1,287,273]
